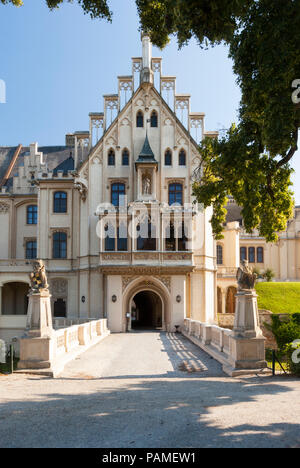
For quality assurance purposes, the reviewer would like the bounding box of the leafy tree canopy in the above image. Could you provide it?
[2,0,300,241]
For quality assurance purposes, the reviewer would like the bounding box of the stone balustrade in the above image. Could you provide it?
[182,317,267,376]
[18,318,110,378]
[183,318,235,373]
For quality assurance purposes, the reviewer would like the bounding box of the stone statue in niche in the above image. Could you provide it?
[236,259,257,291]
[29,260,49,294]
[142,173,152,195]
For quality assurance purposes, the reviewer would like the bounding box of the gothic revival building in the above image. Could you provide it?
[0,35,218,341]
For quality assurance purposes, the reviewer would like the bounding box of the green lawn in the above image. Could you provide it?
[256,282,300,314]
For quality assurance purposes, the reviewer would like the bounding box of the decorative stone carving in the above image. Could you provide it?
[51,278,68,296]
[122,275,171,293]
[74,181,88,202]
[29,260,49,294]
[0,202,9,213]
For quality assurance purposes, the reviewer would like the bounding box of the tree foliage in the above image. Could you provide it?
[193,0,300,241]
[0,0,112,19]
[2,0,300,240]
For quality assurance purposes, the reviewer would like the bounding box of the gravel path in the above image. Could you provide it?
[0,331,299,448]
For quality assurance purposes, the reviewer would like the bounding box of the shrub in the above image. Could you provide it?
[263,269,275,282]
[265,315,300,352]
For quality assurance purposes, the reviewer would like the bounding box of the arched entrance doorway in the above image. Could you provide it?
[2,282,29,315]
[226,286,237,314]
[131,291,163,330]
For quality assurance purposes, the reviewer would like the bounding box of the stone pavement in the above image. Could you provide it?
[0,331,299,448]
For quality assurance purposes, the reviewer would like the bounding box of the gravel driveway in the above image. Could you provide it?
[0,331,299,448]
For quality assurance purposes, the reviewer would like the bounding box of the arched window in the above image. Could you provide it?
[53,192,67,213]
[150,110,158,128]
[257,247,264,263]
[136,111,144,128]
[53,232,67,259]
[179,149,186,166]
[108,149,115,166]
[240,247,247,262]
[122,149,129,166]
[165,149,172,166]
[169,183,183,206]
[111,183,126,207]
[248,247,255,263]
[217,245,223,265]
[26,240,37,259]
[27,205,38,225]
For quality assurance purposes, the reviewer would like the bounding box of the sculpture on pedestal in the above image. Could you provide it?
[225,259,267,375]
[30,260,49,294]
[236,260,257,291]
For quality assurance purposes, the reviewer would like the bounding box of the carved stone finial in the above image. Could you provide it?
[236,260,257,291]
[29,260,49,294]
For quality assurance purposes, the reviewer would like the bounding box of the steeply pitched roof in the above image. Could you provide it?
[136,134,157,164]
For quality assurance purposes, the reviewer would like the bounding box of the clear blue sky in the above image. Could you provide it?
[0,0,299,203]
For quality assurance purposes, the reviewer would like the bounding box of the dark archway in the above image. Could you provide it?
[131,291,162,330]
[2,282,29,315]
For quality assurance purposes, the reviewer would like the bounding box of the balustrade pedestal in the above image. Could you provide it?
[18,291,55,373]
[224,289,267,376]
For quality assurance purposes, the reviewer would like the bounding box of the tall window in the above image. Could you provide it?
[108,149,115,166]
[137,221,156,251]
[165,149,172,166]
[27,205,38,225]
[111,183,126,207]
[26,240,37,259]
[53,232,67,259]
[179,149,186,166]
[240,247,247,262]
[166,223,176,251]
[136,111,144,128]
[217,245,223,265]
[169,183,183,206]
[165,223,188,251]
[53,192,67,213]
[248,247,255,263]
[122,149,129,166]
[257,247,264,263]
[104,223,128,252]
[178,223,188,251]
[104,224,115,252]
[117,224,128,251]
[151,110,158,127]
